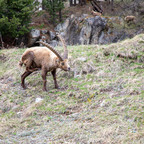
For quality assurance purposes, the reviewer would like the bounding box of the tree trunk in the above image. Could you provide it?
[79,0,86,6]
[59,9,62,22]
[52,0,55,26]
[74,0,76,6]
[69,0,73,6]
[83,0,86,5]
[58,0,62,22]
[111,0,114,11]
[79,0,82,5]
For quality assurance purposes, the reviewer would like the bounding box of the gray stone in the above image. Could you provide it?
[55,14,107,45]
[35,98,43,103]
[50,40,58,47]
[41,29,48,34]
[30,29,40,38]
[49,31,56,40]
[54,14,135,45]
[77,57,87,62]
[39,39,46,46]
[28,29,40,46]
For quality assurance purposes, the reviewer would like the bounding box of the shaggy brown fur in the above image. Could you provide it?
[19,35,70,91]
[91,10,102,16]
[124,16,136,23]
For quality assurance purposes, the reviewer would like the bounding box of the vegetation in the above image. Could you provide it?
[43,0,64,25]
[0,34,143,143]
[0,0,38,38]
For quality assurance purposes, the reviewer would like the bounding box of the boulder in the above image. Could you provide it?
[41,29,48,34]
[55,14,108,45]
[28,29,40,47]
[49,31,56,40]
[50,40,58,47]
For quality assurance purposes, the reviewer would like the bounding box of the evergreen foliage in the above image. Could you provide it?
[43,0,64,25]
[0,0,39,38]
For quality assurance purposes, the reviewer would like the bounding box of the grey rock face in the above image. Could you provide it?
[49,31,56,40]
[28,29,40,46]
[27,15,133,47]
[41,29,48,34]
[30,29,40,38]
[50,40,58,47]
[55,14,127,45]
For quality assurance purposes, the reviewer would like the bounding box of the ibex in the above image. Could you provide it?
[124,15,136,23]
[19,34,70,91]
[89,7,102,17]
[91,10,102,16]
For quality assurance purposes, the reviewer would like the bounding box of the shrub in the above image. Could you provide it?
[0,0,39,39]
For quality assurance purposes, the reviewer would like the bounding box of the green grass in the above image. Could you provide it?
[0,34,144,143]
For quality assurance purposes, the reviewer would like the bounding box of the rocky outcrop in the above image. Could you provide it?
[27,14,142,47]
[54,14,130,45]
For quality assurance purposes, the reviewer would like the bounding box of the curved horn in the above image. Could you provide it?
[57,34,68,59]
[37,41,63,61]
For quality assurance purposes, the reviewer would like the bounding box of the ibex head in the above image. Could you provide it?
[58,59,70,71]
[37,34,70,71]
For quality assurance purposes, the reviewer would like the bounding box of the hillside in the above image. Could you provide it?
[0,34,144,143]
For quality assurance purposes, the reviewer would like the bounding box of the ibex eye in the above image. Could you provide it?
[61,62,64,66]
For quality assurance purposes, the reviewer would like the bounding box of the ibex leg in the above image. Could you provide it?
[51,69,59,89]
[21,71,32,89]
[41,69,47,91]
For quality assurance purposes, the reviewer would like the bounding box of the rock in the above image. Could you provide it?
[82,64,95,74]
[79,18,92,45]
[35,97,43,103]
[49,31,56,40]
[77,57,87,62]
[90,16,106,44]
[54,14,133,45]
[41,29,48,34]
[50,40,58,47]
[28,29,40,47]
[30,29,40,38]
[100,100,107,107]
[69,113,79,118]
[55,14,107,45]
[17,111,22,118]
[39,38,46,46]
[41,35,46,40]
[55,14,82,45]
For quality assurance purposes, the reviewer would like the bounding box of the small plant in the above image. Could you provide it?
[39,23,45,29]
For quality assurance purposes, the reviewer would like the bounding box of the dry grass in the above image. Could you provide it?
[0,34,144,143]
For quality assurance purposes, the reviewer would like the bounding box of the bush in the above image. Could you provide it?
[0,0,39,39]
[43,0,64,25]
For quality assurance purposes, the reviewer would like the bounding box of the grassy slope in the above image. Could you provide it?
[0,34,144,143]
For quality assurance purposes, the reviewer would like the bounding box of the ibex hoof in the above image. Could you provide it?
[55,86,60,89]
[21,84,27,89]
[42,88,47,91]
